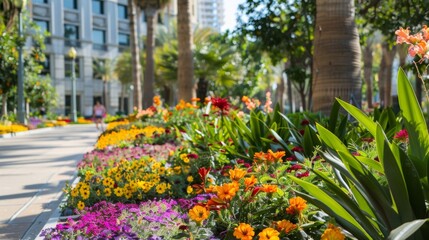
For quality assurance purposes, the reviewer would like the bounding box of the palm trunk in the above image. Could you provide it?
[312,0,362,115]
[384,45,396,107]
[197,77,208,102]
[1,94,7,116]
[103,80,109,113]
[177,0,195,102]
[120,84,125,112]
[363,43,373,108]
[378,45,387,107]
[128,0,142,110]
[143,7,157,108]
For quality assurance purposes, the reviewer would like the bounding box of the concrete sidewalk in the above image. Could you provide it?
[0,124,100,240]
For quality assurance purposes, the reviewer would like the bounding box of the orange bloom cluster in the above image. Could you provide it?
[215,182,239,202]
[258,227,280,240]
[153,95,161,106]
[254,150,286,164]
[241,96,260,111]
[175,100,198,111]
[276,219,297,234]
[321,224,345,240]
[233,223,255,240]
[188,205,210,224]
[229,167,247,182]
[395,26,429,60]
[286,196,307,215]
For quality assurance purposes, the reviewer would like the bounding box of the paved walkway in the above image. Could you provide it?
[0,124,100,240]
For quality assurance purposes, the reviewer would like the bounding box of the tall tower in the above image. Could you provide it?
[197,0,224,32]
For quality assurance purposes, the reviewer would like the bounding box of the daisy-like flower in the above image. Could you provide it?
[261,184,277,194]
[258,227,280,240]
[104,188,112,197]
[187,175,194,182]
[114,187,124,197]
[229,167,247,182]
[244,175,257,190]
[211,97,230,113]
[156,183,167,194]
[188,205,210,224]
[77,201,85,210]
[276,219,297,234]
[216,183,239,202]
[286,196,307,215]
[233,223,255,240]
[321,224,345,240]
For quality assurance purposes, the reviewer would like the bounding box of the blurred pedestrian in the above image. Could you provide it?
[93,101,106,131]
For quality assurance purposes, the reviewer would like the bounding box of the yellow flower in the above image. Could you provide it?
[321,224,345,240]
[187,175,194,182]
[77,201,85,210]
[80,190,90,200]
[125,190,132,199]
[96,190,101,196]
[104,188,112,197]
[286,196,307,215]
[229,167,247,182]
[233,223,255,240]
[71,188,79,197]
[258,227,280,240]
[114,187,124,197]
[187,185,193,194]
[276,220,297,234]
[188,205,210,224]
[156,183,167,194]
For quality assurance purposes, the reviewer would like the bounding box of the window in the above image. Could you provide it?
[92,29,106,50]
[118,33,129,46]
[64,24,80,47]
[64,0,78,9]
[65,95,81,116]
[34,19,49,33]
[92,0,104,15]
[33,0,48,4]
[65,57,80,78]
[118,4,128,19]
[40,55,50,75]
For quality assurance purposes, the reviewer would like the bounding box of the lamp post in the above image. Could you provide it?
[17,0,28,124]
[129,84,134,114]
[68,47,77,122]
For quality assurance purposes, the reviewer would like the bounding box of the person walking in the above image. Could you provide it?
[93,101,106,131]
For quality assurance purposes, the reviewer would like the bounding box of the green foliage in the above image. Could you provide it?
[290,68,429,239]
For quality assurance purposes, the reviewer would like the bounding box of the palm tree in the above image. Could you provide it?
[177,0,194,101]
[312,0,362,115]
[137,0,170,108]
[128,0,143,110]
[0,0,21,33]
[93,59,114,113]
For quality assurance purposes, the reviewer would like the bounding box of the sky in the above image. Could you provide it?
[221,0,246,32]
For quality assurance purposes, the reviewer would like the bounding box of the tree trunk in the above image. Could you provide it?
[177,0,195,102]
[299,89,306,112]
[284,62,293,113]
[120,84,125,112]
[128,0,142,110]
[378,45,387,107]
[1,94,7,116]
[103,80,109,113]
[163,85,171,105]
[312,0,362,115]
[276,76,285,112]
[363,43,373,108]
[143,7,157,108]
[384,45,396,107]
[197,77,208,102]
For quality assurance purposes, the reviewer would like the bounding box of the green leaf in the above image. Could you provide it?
[387,219,428,240]
[290,176,371,239]
[328,99,341,132]
[316,123,349,154]
[303,125,314,158]
[336,98,377,137]
[355,156,383,173]
[378,124,415,225]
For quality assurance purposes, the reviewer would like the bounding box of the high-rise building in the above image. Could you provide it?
[196,0,224,32]
[29,0,200,117]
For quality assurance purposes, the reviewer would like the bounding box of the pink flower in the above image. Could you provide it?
[395,27,410,44]
[394,129,409,142]
[211,97,230,112]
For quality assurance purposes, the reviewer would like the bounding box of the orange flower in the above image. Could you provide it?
[276,219,297,234]
[229,167,247,182]
[153,95,161,106]
[244,175,257,190]
[395,27,410,44]
[258,227,280,240]
[233,223,255,240]
[286,196,307,215]
[261,184,277,193]
[321,224,345,240]
[188,205,210,224]
[216,183,239,202]
[254,151,267,163]
[267,149,285,163]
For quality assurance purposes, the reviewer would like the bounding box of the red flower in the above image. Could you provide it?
[187,153,199,159]
[291,146,304,152]
[361,137,374,143]
[198,167,211,181]
[301,119,310,126]
[211,97,230,112]
[394,129,409,142]
[286,155,297,161]
[296,171,310,178]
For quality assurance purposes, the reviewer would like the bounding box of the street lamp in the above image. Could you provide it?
[17,0,28,124]
[68,47,77,122]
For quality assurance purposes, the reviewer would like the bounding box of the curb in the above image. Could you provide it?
[29,176,80,240]
[0,127,54,139]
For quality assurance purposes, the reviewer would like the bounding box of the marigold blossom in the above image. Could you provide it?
[216,182,239,201]
[286,196,307,215]
[233,223,255,240]
[276,219,297,234]
[188,205,210,224]
[321,224,345,240]
[229,167,247,182]
[258,227,280,240]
